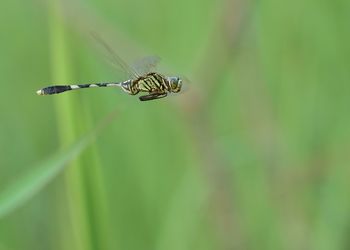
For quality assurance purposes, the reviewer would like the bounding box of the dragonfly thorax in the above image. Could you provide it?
[121,73,183,98]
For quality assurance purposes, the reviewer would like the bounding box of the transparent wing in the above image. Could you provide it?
[132,56,161,75]
[91,32,140,79]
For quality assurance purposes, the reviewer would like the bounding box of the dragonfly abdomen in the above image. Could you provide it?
[37,82,121,95]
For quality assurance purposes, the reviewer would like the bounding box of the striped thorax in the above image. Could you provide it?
[121,72,183,96]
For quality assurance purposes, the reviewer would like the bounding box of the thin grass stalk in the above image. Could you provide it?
[49,1,91,250]
[78,99,112,250]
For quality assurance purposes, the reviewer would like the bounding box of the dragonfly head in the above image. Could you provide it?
[167,76,182,93]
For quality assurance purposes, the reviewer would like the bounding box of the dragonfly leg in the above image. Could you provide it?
[139,92,167,101]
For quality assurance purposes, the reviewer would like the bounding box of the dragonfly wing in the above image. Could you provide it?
[132,56,161,75]
[91,32,140,79]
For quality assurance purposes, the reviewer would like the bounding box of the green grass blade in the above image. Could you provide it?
[0,109,117,220]
[0,135,88,219]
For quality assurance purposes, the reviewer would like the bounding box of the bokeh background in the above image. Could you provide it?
[0,0,349,249]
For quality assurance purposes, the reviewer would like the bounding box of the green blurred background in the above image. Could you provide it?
[0,0,349,249]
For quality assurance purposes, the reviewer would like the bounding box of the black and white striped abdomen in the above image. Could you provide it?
[37,82,122,95]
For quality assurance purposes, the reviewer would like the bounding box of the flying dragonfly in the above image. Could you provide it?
[36,35,184,101]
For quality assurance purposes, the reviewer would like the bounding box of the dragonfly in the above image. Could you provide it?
[36,35,184,101]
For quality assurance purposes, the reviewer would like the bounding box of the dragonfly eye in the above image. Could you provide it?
[169,77,182,93]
